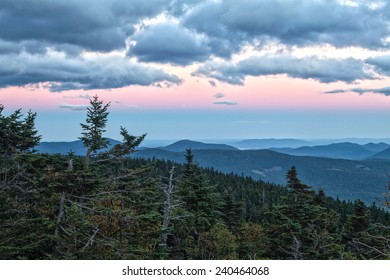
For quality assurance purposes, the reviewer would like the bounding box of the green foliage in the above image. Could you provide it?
[0,105,41,157]
[106,127,146,159]
[286,166,312,203]
[198,223,237,260]
[79,95,110,159]
[171,149,220,259]
[2,103,390,260]
[237,223,268,259]
[220,191,243,233]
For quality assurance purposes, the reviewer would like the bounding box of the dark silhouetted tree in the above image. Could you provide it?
[79,95,110,164]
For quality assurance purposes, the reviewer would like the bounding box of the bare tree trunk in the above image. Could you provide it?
[85,148,91,167]
[55,192,67,237]
[291,235,302,260]
[119,200,124,256]
[67,159,73,172]
[160,165,175,247]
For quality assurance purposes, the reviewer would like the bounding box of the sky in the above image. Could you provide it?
[2,0,390,141]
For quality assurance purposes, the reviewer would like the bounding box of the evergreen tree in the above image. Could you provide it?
[0,105,41,157]
[343,200,372,258]
[79,95,110,163]
[107,127,146,159]
[237,223,268,259]
[266,167,342,259]
[173,149,219,259]
[198,223,237,259]
[220,190,243,233]
[286,166,311,203]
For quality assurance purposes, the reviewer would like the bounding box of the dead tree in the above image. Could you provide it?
[160,165,176,248]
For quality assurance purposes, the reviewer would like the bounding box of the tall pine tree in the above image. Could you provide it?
[79,95,110,164]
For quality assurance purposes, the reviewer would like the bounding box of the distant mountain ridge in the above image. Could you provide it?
[35,138,390,203]
[136,147,390,204]
[233,138,310,149]
[161,139,238,152]
[37,138,121,155]
[271,142,390,160]
[371,147,390,160]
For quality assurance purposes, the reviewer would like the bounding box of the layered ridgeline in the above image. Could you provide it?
[37,139,390,204]
[2,97,390,260]
[134,140,390,204]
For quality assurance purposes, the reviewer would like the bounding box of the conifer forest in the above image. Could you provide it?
[1,96,390,260]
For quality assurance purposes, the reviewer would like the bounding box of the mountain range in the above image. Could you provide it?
[36,138,390,204]
[37,138,121,156]
[271,142,390,160]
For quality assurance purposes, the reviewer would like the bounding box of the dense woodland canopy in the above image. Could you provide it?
[1,97,390,260]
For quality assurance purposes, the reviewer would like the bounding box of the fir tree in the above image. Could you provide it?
[0,105,41,158]
[79,95,110,163]
[286,166,311,203]
[173,149,219,259]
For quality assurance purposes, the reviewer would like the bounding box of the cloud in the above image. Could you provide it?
[63,93,93,99]
[0,0,178,54]
[2,0,390,91]
[323,86,390,96]
[323,89,346,94]
[0,52,182,91]
[350,88,371,94]
[214,93,225,99]
[350,87,390,96]
[183,0,390,56]
[194,55,373,85]
[366,55,390,76]
[213,100,239,106]
[59,103,88,111]
[129,23,210,65]
[209,80,217,87]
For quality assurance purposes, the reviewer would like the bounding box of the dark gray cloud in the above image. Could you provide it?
[0,40,50,55]
[0,0,178,53]
[350,88,371,94]
[350,87,390,96]
[2,0,390,90]
[1,0,390,58]
[371,87,390,95]
[1,0,122,52]
[323,89,346,94]
[213,100,238,105]
[129,23,210,65]
[0,53,182,91]
[323,86,390,96]
[194,55,373,85]
[183,0,390,58]
[366,55,390,76]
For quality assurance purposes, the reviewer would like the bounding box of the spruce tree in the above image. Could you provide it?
[79,95,110,163]
[173,149,219,259]
[0,105,41,157]
[286,166,311,203]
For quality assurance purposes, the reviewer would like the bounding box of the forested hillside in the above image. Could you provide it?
[1,98,390,260]
[136,148,390,204]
